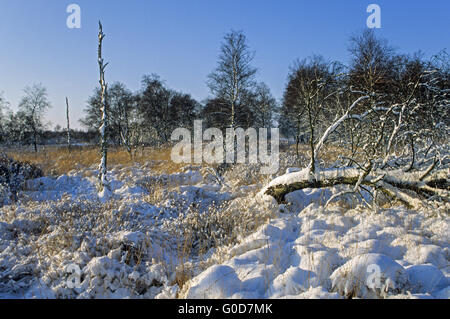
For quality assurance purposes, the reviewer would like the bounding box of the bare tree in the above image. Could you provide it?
[249,82,277,129]
[18,84,51,152]
[137,75,199,145]
[348,29,396,95]
[282,56,340,174]
[207,30,257,129]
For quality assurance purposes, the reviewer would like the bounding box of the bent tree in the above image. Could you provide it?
[269,33,449,210]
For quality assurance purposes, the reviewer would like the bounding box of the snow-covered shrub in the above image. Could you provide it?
[0,155,43,205]
[185,265,242,299]
[0,183,13,206]
[222,163,271,187]
[75,256,168,298]
[405,264,448,294]
[221,150,306,188]
[165,195,276,255]
[330,253,409,298]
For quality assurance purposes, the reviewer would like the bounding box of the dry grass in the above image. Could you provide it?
[4,145,188,176]
[2,141,354,179]
[1,144,281,296]
[169,193,278,293]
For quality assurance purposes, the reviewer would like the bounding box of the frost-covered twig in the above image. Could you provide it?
[206,167,231,190]
[314,95,369,159]
[419,157,438,181]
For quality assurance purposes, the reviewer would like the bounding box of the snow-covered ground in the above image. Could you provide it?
[0,160,448,299]
[182,200,449,299]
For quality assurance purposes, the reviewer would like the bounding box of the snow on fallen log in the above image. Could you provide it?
[261,167,449,209]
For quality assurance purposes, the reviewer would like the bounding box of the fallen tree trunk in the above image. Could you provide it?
[264,169,449,209]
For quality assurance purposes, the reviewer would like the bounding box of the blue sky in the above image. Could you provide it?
[0,1,449,129]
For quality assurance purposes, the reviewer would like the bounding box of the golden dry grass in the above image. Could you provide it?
[3,142,356,188]
[4,145,188,176]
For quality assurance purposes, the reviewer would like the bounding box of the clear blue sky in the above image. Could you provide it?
[0,0,449,129]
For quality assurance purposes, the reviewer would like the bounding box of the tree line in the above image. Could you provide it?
[80,29,278,153]
[0,30,277,152]
[0,29,448,162]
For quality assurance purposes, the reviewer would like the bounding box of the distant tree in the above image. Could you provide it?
[108,82,135,149]
[18,83,52,152]
[348,29,396,95]
[0,93,4,117]
[81,74,199,148]
[137,74,199,144]
[80,87,103,132]
[137,74,173,144]
[201,95,256,130]
[281,56,340,171]
[249,82,277,129]
[168,92,200,130]
[80,82,136,147]
[3,111,26,144]
[0,93,8,143]
[207,30,257,129]
[278,98,298,141]
[201,97,230,130]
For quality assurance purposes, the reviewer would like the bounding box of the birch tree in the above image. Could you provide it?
[18,84,51,152]
[207,30,257,129]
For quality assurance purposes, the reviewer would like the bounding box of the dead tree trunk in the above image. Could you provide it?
[66,97,71,152]
[97,21,110,196]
